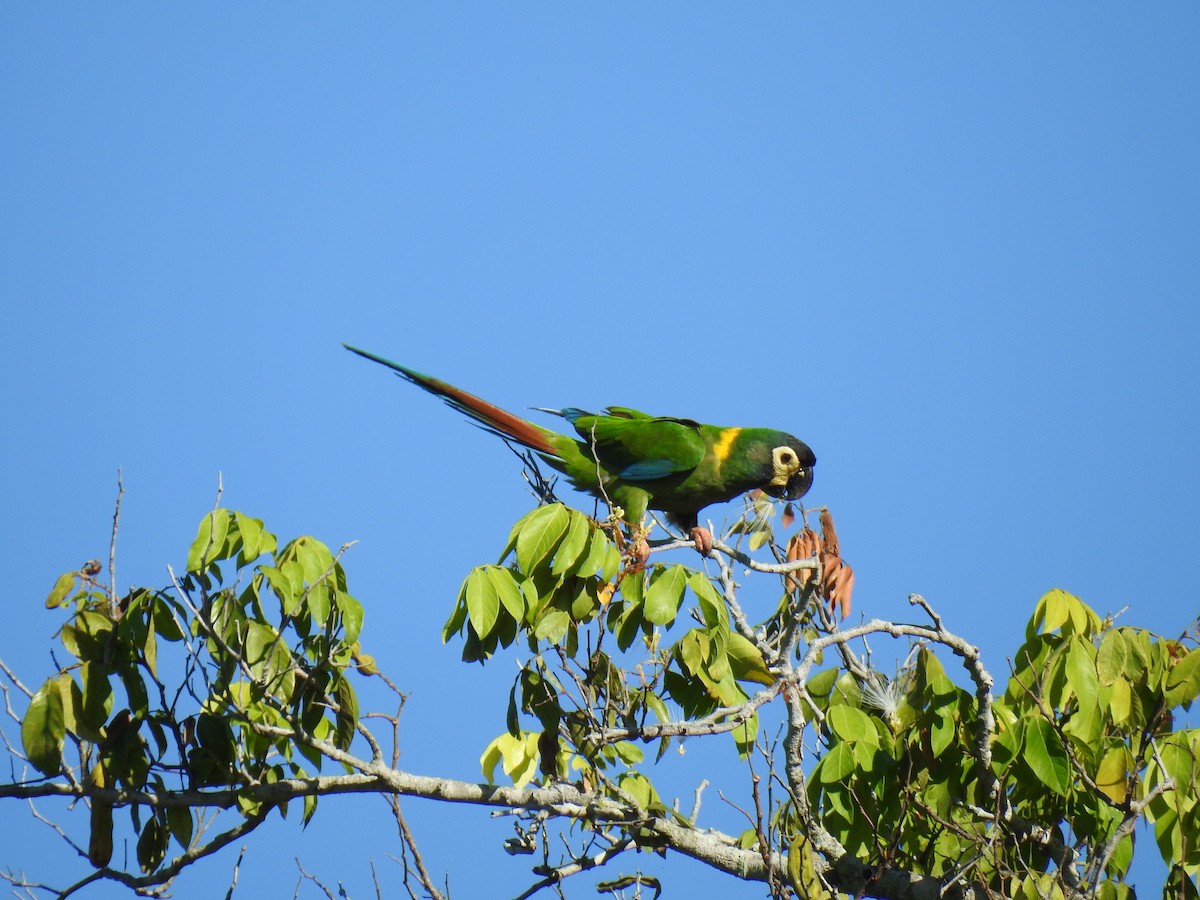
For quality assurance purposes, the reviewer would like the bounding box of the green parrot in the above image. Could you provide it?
[344,345,815,551]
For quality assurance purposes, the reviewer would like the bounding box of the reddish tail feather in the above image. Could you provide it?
[344,344,559,457]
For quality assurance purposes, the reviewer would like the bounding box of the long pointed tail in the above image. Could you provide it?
[343,344,561,458]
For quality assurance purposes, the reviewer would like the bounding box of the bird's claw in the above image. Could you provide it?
[689,526,713,557]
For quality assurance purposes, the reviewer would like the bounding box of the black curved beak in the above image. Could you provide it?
[782,467,813,501]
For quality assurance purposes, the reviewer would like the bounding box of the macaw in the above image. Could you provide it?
[344,344,815,553]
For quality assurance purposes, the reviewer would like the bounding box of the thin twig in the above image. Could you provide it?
[108,468,124,610]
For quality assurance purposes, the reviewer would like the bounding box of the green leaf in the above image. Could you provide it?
[688,571,729,630]
[80,662,113,736]
[599,540,622,582]
[1095,745,1131,804]
[46,572,77,609]
[515,504,569,574]
[336,591,365,644]
[1030,588,1073,637]
[533,608,570,644]
[1064,638,1100,731]
[620,568,645,607]
[828,705,880,748]
[817,743,856,783]
[22,679,65,775]
[333,676,358,751]
[1107,677,1133,725]
[187,510,231,573]
[1023,717,1071,796]
[262,564,302,617]
[1166,648,1200,708]
[551,510,591,576]
[143,613,158,679]
[465,567,500,639]
[53,674,82,738]
[166,805,194,850]
[806,668,839,699]
[136,815,168,873]
[486,567,525,623]
[1097,629,1129,686]
[574,527,614,579]
[726,631,773,686]
[292,536,336,584]
[644,565,687,626]
[442,577,470,641]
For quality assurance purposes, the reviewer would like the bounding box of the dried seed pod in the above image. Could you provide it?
[838,567,855,619]
[819,508,840,558]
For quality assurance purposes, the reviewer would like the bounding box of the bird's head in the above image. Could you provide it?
[760,437,816,502]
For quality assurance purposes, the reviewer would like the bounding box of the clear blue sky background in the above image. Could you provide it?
[3,6,1197,897]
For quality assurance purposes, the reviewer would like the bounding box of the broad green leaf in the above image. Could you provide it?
[1107,677,1133,726]
[53,674,82,738]
[337,591,365,644]
[614,741,644,764]
[929,712,955,757]
[152,596,185,642]
[533,608,570,643]
[187,510,231,573]
[166,805,193,850]
[307,581,332,625]
[599,541,622,582]
[486,567,525,623]
[1030,588,1072,638]
[136,815,168,873]
[620,568,645,607]
[551,510,590,576]
[443,577,470,641]
[482,731,539,787]
[499,506,548,562]
[234,513,274,563]
[644,565,687,625]
[1023,717,1071,796]
[46,572,77,609]
[817,743,856,783]
[706,627,730,683]
[22,679,65,775]
[689,571,729,630]
[676,630,709,681]
[334,676,358,751]
[292,536,336,584]
[574,527,614,579]
[465,568,500,639]
[806,668,839,699]
[515,504,569,574]
[726,631,773,686]
[1166,648,1200,708]
[262,564,302,617]
[618,771,657,809]
[1065,638,1099,715]
[828,705,879,748]
[80,662,113,735]
[1096,745,1131,804]
[144,614,158,679]
[1097,630,1129,686]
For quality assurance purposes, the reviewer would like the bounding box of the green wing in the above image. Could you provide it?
[564,411,707,481]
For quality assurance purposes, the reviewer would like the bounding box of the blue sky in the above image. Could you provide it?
[2,5,1197,897]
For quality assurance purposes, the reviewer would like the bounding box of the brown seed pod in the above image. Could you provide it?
[819,509,840,558]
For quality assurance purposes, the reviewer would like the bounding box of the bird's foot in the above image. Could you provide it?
[689,526,714,557]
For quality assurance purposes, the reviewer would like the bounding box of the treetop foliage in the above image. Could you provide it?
[3,498,1198,899]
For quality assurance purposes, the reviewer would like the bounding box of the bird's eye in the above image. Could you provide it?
[773,447,797,468]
